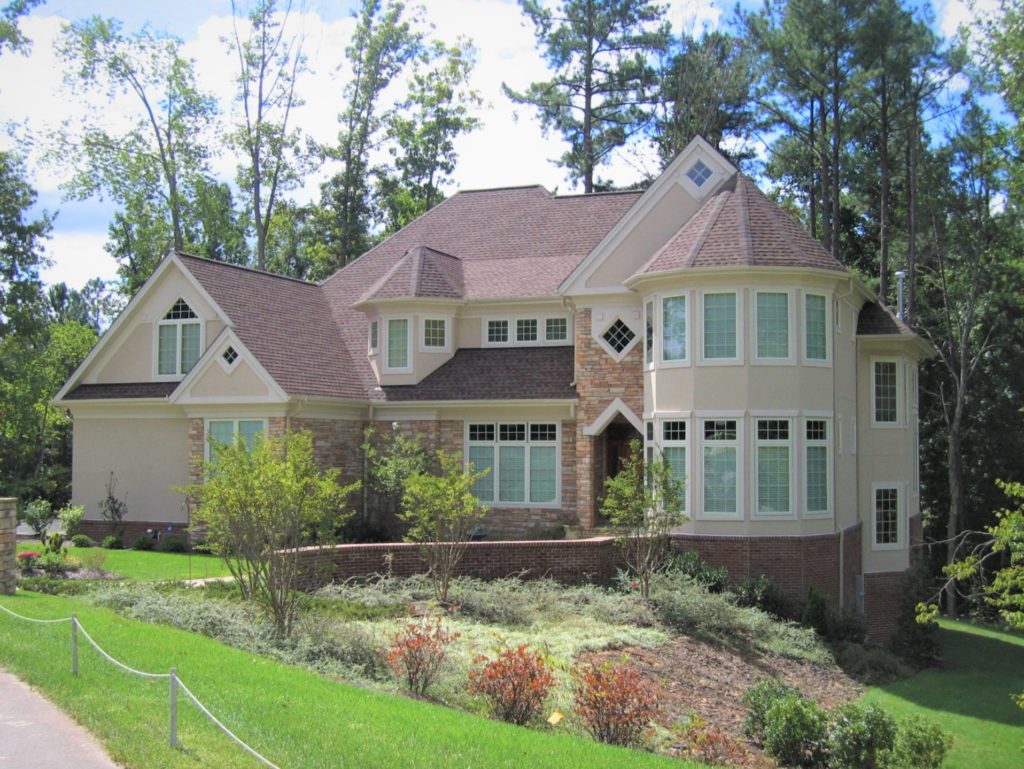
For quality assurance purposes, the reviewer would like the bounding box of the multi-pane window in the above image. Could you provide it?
[805,419,830,515]
[874,486,900,547]
[645,301,654,364]
[206,419,265,459]
[546,317,568,342]
[423,318,446,349]
[662,295,686,362]
[369,321,378,352]
[703,419,738,515]
[387,318,409,369]
[756,292,789,359]
[662,421,687,511]
[158,298,201,377]
[468,423,559,504]
[756,419,791,515]
[487,319,509,344]
[222,346,239,366]
[703,293,737,359]
[517,319,538,342]
[873,360,899,423]
[805,294,827,360]
[602,319,636,354]
[687,159,712,187]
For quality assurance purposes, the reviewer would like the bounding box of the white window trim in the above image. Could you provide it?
[596,315,641,362]
[697,416,744,520]
[802,415,833,519]
[659,291,691,368]
[752,288,796,365]
[368,320,379,355]
[544,316,571,344]
[480,314,572,347]
[420,316,451,353]
[753,416,796,519]
[871,356,903,428]
[383,316,413,374]
[203,417,267,462]
[482,317,512,346]
[657,416,690,514]
[464,421,562,508]
[153,300,204,381]
[215,344,240,373]
[515,317,541,344]
[699,290,744,366]
[644,299,655,369]
[871,482,906,551]
[802,291,832,366]
[680,154,718,198]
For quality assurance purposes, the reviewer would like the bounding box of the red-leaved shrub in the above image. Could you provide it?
[468,643,555,725]
[17,551,40,570]
[384,617,458,696]
[573,659,660,747]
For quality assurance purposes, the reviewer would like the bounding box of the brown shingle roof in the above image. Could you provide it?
[379,347,576,402]
[65,382,178,400]
[177,254,359,399]
[857,301,915,336]
[360,246,464,303]
[640,174,847,275]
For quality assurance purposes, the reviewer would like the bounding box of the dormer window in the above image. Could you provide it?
[157,298,201,376]
[686,159,712,187]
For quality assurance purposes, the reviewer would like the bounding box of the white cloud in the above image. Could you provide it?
[935,0,1000,41]
[40,230,119,290]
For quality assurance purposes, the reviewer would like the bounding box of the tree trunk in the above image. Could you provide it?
[582,1,595,194]
[878,75,890,304]
[945,406,964,617]
[809,100,817,240]
[906,109,918,323]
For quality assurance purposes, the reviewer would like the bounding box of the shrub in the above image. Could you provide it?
[384,617,458,696]
[827,609,867,644]
[78,548,108,572]
[573,659,660,748]
[57,504,85,537]
[889,564,942,665]
[833,642,911,685]
[99,472,127,539]
[17,550,40,570]
[468,644,555,725]
[802,586,832,636]
[742,677,798,742]
[101,534,123,549]
[155,536,186,553]
[38,551,69,577]
[826,703,897,769]
[132,535,156,551]
[666,550,729,593]
[735,574,792,619]
[17,576,95,595]
[290,615,390,680]
[21,499,54,540]
[41,531,67,556]
[70,534,95,548]
[763,693,828,768]
[890,715,952,769]
[677,713,753,767]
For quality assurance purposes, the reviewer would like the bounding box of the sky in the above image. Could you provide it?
[0,0,995,291]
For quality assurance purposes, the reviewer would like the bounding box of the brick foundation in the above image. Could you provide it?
[842,523,862,610]
[295,536,619,590]
[78,520,189,547]
[1,498,15,594]
[863,570,906,643]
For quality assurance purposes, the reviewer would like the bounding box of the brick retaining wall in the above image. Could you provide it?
[1,498,15,594]
[78,520,189,547]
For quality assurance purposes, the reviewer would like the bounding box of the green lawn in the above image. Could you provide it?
[862,619,1024,769]
[17,541,232,582]
[0,592,696,769]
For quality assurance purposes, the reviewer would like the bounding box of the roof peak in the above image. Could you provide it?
[174,251,316,286]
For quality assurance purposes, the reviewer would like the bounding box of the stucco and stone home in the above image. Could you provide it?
[56,137,929,635]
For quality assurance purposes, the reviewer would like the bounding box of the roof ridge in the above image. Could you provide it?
[553,189,646,200]
[425,251,464,297]
[686,178,734,268]
[736,175,754,265]
[454,184,550,195]
[175,251,316,286]
[409,249,421,296]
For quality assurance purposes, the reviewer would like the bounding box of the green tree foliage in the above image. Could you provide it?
[982,0,1024,199]
[400,449,487,603]
[58,16,221,292]
[504,0,668,192]
[48,277,122,331]
[0,151,49,339]
[0,0,40,55]
[362,424,429,536]
[600,439,684,598]
[186,430,359,635]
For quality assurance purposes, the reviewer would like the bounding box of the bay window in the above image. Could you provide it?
[755,292,789,359]
[662,294,687,362]
[702,418,739,516]
[703,292,737,360]
[755,418,791,515]
[386,318,410,370]
[805,294,827,361]
[805,419,831,516]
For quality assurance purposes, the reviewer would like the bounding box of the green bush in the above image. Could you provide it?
[132,535,156,551]
[826,703,896,769]
[827,609,867,644]
[735,574,792,619]
[763,693,828,767]
[57,504,85,537]
[888,564,942,665]
[802,586,832,636]
[665,549,729,593]
[17,577,97,595]
[155,536,186,553]
[833,642,911,685]
[20,498,54,540]
[70,534,95,548]
[742,677,798,742]
[38,551,70,577]
[890,715,952,769]
[101,535,123,549]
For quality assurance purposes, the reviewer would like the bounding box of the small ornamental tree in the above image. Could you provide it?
[20,498,54,541]
[400,450,488,604]
[601,439,685,598]
[468,643,555,725]
[573,658,660,747]
[185,429,359,636]
[362,423,429,531]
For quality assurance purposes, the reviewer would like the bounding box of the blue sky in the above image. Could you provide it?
[0,0,990,291]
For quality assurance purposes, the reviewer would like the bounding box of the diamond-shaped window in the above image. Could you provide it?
[222,346,239,366]
[602,319,636,354]
[686,159,713,187]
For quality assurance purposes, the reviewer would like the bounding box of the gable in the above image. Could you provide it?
[170,330,287,405]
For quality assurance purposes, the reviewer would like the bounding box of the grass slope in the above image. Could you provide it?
[0,592,695,769]
[862,619,1024,769]
[17,541,231,582]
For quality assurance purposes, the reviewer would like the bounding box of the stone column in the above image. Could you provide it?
[0,497,16,595]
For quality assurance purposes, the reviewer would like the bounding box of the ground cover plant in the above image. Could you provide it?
[18,540,231,582]
[0,591,695,769]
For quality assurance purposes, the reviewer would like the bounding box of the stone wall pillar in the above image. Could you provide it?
[0,497,16,595]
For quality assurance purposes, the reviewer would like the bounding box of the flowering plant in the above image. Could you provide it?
[17,550,41,570]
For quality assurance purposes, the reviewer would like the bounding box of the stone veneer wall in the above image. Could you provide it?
[1,498,15,595]
[573,308,644,528]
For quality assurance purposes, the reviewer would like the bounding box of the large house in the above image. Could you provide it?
[56,138,929,634]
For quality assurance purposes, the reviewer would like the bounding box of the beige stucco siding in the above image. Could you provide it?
[72,416,190,524]
[188,358,272,399]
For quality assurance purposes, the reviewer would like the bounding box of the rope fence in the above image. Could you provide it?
[0,601,282,769]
